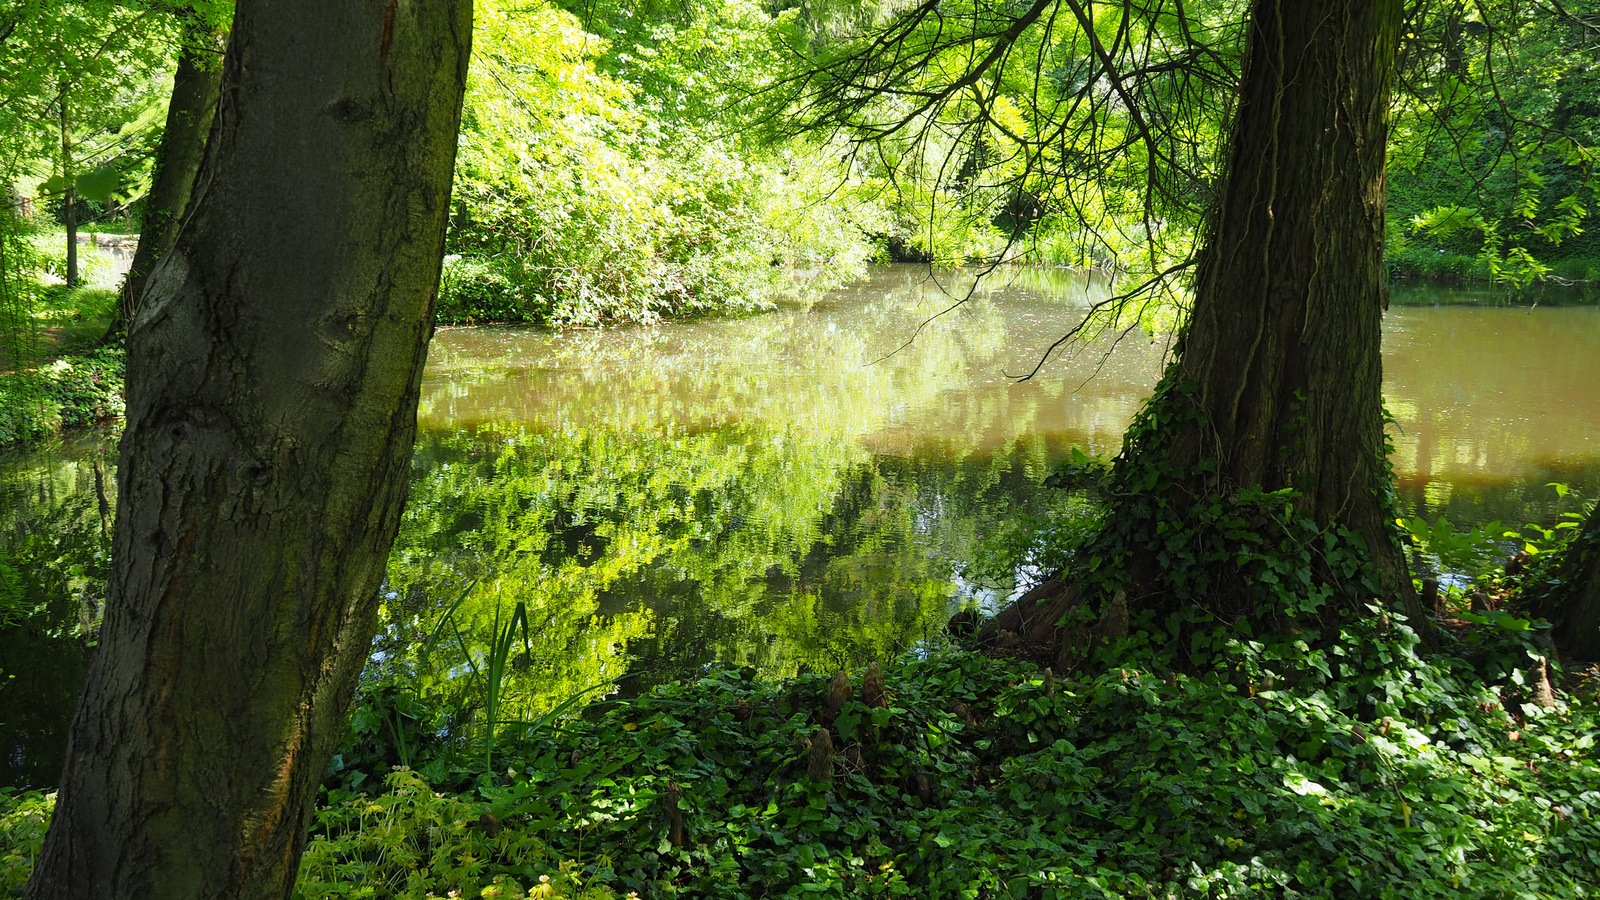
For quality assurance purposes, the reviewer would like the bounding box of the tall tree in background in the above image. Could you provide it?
[2,0,180,364]
[25,0,471,897]
[56,79,75,288]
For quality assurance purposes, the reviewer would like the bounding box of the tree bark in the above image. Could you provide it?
[1163,0,1424,622]
[108,15,225,339]
[25,1,471,898]
[1540,504,1600,661]
[979,0,1428,653]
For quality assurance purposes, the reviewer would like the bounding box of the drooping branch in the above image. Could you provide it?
[760,0,1247,286]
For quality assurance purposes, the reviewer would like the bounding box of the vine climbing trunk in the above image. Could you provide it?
[108,14,225,339]
[981,0,1429,654]
[1162,0,1423,619]
[24,1,472,898]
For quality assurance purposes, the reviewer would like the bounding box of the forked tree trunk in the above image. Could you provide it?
[982,0,1428,652]
[109,15,225,338]
[25,1,471,898]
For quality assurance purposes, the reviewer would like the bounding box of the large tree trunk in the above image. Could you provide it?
[982,0,1428,653]
[25,1,471,898]
[1165,0,1421,617]
[1538,504,1600,661]
[107,14,225,340]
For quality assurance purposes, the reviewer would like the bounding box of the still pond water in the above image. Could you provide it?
[4,266,1599,787]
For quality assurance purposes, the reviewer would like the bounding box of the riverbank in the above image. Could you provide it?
[1389,248,1600,289]
[0,346,123,446]
[0,257,128,447]
[4,648,1598,898]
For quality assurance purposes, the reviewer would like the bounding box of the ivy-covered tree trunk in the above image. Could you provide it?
[983,0,1428,652]
[109,14,224,338]
[24,1,471,898]
[1539,505,1600,661]
[1160,0,1421,615]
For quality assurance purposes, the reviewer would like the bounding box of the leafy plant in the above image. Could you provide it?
[1400,514,1507,580]
[0,788,51,895]
[0,347,124,446]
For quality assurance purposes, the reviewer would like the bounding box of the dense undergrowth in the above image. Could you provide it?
[0,346,123,446]
[6,630,1600,899]
[434,0,884,327]
[0,227,127,447]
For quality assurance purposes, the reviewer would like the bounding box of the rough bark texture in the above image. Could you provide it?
[111,17,224,336]
[1541,505,1600,661]
[1167,0,1426,627]
[25,1,471,898]
[979,0,1426,654]
[1173,0,1404,591]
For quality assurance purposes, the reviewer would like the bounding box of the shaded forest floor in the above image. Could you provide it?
[10,637,1599,899]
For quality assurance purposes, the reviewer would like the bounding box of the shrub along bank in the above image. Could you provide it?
[436,1,881,327]
[5,634,1598,899]
[0,347,123,446]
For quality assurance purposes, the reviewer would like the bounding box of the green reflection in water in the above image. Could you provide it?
[375,417,1077,756]
[5,269,1600,782]
[0,439,113,788]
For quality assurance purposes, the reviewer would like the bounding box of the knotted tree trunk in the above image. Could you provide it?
[26,1,471,897]
[983,0,1429,654]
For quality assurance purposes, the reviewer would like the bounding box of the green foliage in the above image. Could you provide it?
[0,788,50,895]
[436,256,525,325]
[0,347,124,446]
[1388,2,1600,283]
[0,208,40,372]
[0,0,182,220]
[3,774,618,900]
[531,653,1596,899]
[766,0,1244,290]
[33,285,118,325]
[1400,515,1509,581]
[11,641,1600,898]
[298,768,619,900]
[1504,486,1598,623]
[442,0,878,325]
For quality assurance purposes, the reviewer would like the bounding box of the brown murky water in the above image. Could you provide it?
[1384,303,1600,521]
[419,266,1600,521]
